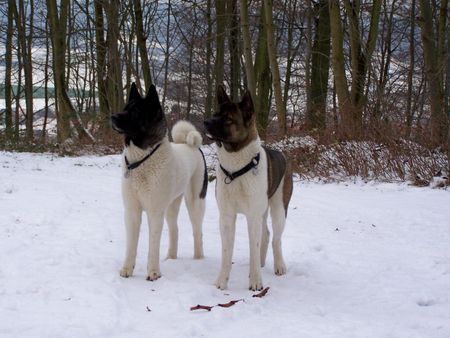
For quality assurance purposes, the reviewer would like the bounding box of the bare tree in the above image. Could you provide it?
[418,0,448,148]
[47,0,94,143]
[307,0,330,131]
[205,0,213,118]
[264,0,286,136]
[215,0,227,108]
[329,0,382,138]
[133,0,152,91]
[240,0,256,102]
[12,0,34,141]
[406,0,417,139]
[4,0,14,138]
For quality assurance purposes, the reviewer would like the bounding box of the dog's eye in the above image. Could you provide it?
[225,118,233,125]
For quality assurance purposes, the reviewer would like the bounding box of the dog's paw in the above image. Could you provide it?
[193,252,204,260]
[146,270,162,281]
[165,251,177,260]
[119,266,134,278]
[274,260,287,276]
[215,275,229,290]
[249,277,263,291]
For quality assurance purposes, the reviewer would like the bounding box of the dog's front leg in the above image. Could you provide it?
[120,206,142,278]
[215,213,236,290]
[247,215,263,291]
[146,211,164,281]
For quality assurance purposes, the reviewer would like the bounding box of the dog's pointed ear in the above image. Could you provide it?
[238,90,254,121]
[146,84,161,108]
[217,85,231,106]
[128,82,141,102]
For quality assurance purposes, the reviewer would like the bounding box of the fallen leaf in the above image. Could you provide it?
[252,287,270,298]
[217,299,244,308]
[190,304,213,312]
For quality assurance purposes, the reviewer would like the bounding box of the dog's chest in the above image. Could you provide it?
[216,157,268,213]
[122,150,172,195]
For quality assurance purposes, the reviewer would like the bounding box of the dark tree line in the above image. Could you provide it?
[0,0,448,149]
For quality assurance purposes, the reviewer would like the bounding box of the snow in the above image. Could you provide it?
[0,151,449,337]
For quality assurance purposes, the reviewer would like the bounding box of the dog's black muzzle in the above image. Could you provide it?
[111,114,125,134]
[203,117,223,140]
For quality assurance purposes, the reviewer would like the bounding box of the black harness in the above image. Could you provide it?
[219,153,260,184]
[124,143,161,178]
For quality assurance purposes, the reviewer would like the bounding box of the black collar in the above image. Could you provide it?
[219,153,260,184]
[124,143,161,176]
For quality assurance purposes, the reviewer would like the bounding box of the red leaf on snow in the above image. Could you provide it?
[217,299,244,308]
[252,287,270,298]
[190,304,213,312]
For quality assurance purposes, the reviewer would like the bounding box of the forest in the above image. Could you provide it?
[0,0,448,182]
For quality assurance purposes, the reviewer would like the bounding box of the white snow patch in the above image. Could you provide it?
[0,151,449,337]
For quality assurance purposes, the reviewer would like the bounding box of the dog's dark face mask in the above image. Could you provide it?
[204,85,256,152]
[111,83,167,149]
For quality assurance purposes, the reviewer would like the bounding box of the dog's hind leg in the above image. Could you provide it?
[185,193,205,259]
[165,195,183,259]
[215,212,237,290]
[269,197,287,276]
[260,208,270,268]
[120,202,142,278]
[146,210,165,281]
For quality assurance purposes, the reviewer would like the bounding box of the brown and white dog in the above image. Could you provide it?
[204,86,293,290]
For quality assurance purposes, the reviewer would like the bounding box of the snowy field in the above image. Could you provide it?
[0,151,449,338]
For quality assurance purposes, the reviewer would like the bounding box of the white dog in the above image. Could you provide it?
[112,83,207,281]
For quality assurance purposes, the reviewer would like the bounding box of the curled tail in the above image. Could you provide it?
[171,120,202,147]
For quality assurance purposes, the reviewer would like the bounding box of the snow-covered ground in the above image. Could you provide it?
[0,151,449,337]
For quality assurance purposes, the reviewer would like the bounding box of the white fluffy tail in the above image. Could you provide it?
[171,120,203,147]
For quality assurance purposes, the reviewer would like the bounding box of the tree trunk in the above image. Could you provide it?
[329,0,352,136]
[215,0,227,108]
[186,8,198,119]
[329,0,381,139]
[283,0,301,116]
[47,0,94,143]
[13,0,34,141]
[344,0,382,135]
[205,0,213,118]
[94,0,109,133]
[305,0,312,127]
[46,0,71,142]
[373,0,396,125]
[254,3,271,137]
[105,0,124,116]
[239,0,257,101]
[4,0,14,139]
[405,0,416,139]
[162,0,171,109]
[418,0,448,148]
[15,40,22,140]
[133,0,152,91]
[229,0,240,101]
[42,17,50,143]
[263,0,286,136]
[307,0,330,131]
